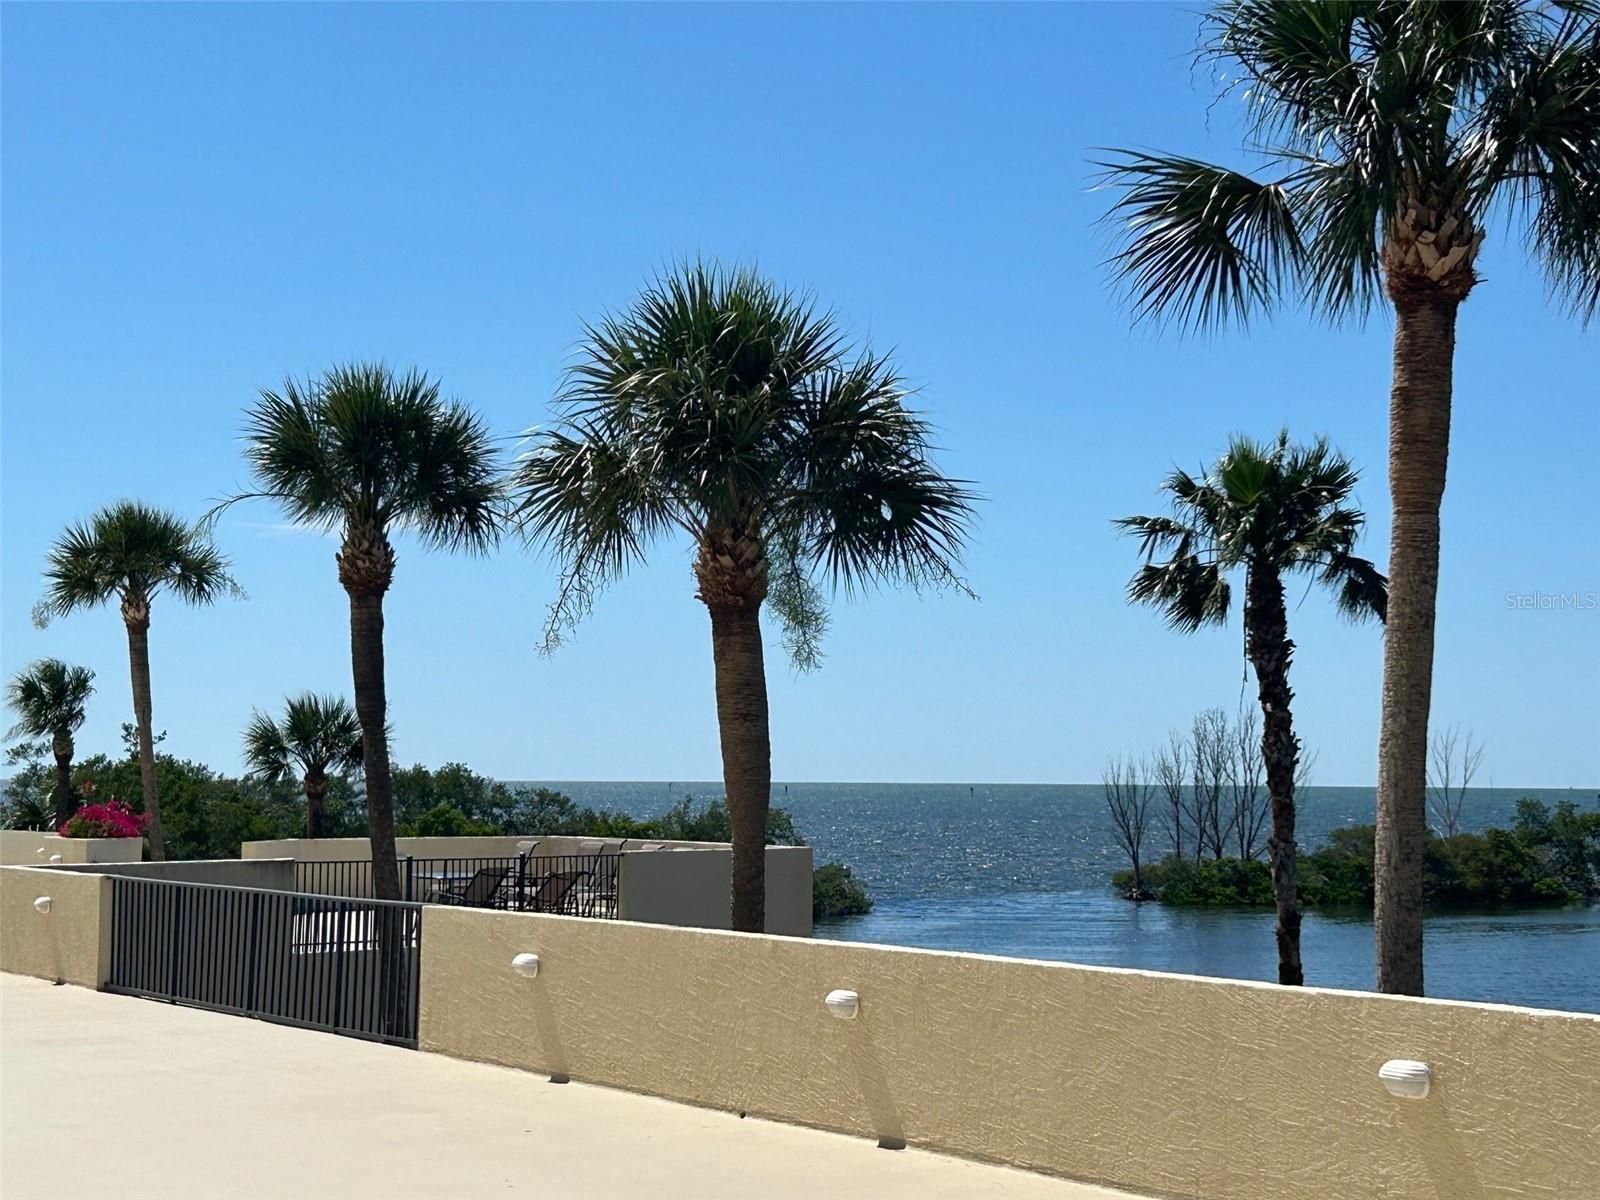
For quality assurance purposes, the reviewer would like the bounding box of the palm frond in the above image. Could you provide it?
[1467,19,1600,321]
[1323,550,1389,623]
[241,710,292,782]
[1096,151,1304,334]
[5,659,94,741]
[787,353,976,596]
[512,421,679,651]
[1128,558,1233,632]
[766,529,829,673]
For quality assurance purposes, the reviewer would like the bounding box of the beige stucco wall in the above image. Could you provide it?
[50,858,296,890]
[0,831,143,866]
[618,846,813,936]
[243,837,813,935]
[242,835,543,861]
[242,835,758,862]
[0,866,110,987]
[420,909,1600,1200]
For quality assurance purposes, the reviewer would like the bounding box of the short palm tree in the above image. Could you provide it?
[1098,1,1599,995]
[243,694,364,838]
[1119,431,1386,985]
[34,502,240,858]
[5,659,95,826]
[513,262,975,932]
[230,363,501,899]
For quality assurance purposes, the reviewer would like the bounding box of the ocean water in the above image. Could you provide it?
[531,781,1600,1013]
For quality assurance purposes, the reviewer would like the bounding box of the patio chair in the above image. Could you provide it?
[436,866,509,909]
[525,869,589,915]
[585,853,621,917]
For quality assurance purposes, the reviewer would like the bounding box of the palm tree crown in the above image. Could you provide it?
[243,694,364,783]
[1098,0,1600,330]
[233,362,504,591]
[34,501,241,628]
[513,262,976,666]
[6,658,96,828]
[244,693,364,838]
[5,659,95,743]
[1119,432,1387,629]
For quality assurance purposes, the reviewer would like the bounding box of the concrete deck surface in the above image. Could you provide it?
[1,974,1145,1199]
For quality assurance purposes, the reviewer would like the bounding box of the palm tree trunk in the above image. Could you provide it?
[1245,564,1302,987]
[347,590,400,901]
[124,613,165,860]
[304,767,328,839]
[51,733,76,828]
[1375,296,1458,997]
[707,602,772,933]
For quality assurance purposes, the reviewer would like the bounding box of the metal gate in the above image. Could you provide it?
[105,876,422,1047]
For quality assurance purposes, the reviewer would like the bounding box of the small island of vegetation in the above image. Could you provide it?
[1115,798,1600,909]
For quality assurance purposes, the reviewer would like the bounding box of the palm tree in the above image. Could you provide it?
[34,502,240,858]
[243,694,364,838]
[1119,432,1386,985]
[512,262,975,932]
[5,659,95,826]
[229,364,501,900]
[1097,1,1599,994]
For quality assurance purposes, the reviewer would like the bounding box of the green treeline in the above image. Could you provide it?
[1114,798,1600,908]
[2,744,870,920]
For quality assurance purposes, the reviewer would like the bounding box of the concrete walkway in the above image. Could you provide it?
[0,974,1143,1199]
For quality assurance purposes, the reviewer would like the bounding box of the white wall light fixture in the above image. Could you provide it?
[511,952,541,978]
[1378,1059,1432,1099]
[33,896,52,914]
[824,988,860,1020]
[48,854,62,864]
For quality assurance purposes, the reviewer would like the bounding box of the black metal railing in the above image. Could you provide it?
[106,875,422,1047]
[293,854,619,918]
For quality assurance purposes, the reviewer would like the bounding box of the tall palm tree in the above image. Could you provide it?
[1097,1,1599,994]
[5,659,96,826]
[243,694,364,838]
[34,502,240,858]
[512,263,975,932]
[230,364,501,900]
[1119,431,1386,985]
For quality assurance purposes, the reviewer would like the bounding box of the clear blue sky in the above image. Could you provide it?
[3,3,1595,787]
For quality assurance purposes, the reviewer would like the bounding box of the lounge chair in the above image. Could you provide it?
[585,853,621,917]
[436,866,509,908]
[525,869,589,914]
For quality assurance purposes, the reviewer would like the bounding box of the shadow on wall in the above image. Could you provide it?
[1403,1090,1487,1200]
[529,981,571,1085]
[844,1015,906,1150]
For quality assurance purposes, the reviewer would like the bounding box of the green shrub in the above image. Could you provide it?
[1123,806,1600,909]
[1117,856,1274,905]
[813,862,873,919]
